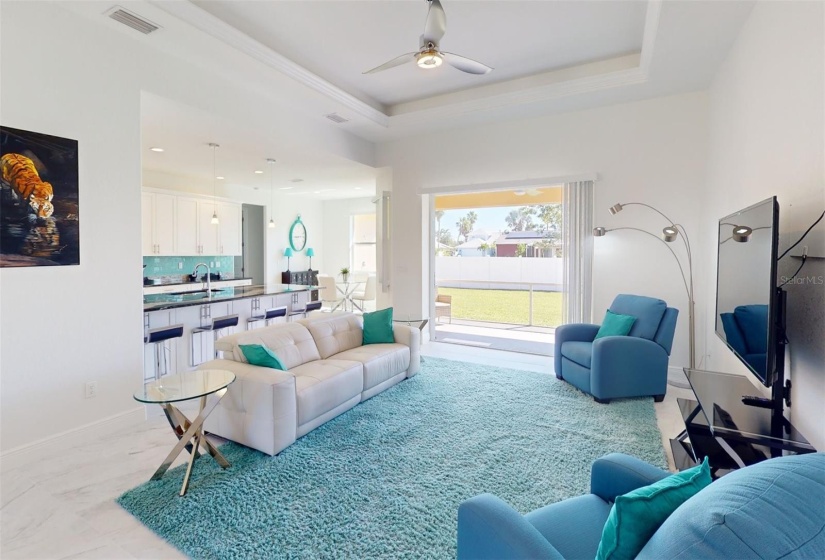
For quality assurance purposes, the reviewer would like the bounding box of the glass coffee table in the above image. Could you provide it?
[134,369,236,496]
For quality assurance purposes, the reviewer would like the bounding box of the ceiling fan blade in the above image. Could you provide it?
[422,0,447,44]
[443,52,493,75]
[363,52,417,74]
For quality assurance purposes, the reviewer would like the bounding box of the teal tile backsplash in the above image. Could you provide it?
[144,256,236,277]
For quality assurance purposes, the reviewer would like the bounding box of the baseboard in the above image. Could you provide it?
[0,406,145,470]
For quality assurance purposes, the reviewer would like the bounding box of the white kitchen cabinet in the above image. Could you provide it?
[142,189,242,257]
[141,192,176,256]
[175,196,199,256]
[217,201,242,256]
[197,200,220,256]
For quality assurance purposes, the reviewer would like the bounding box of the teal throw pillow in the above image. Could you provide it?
[362,307,395,344]
[596,457,712,560]
[239,344,287,371]
[595,309,636,340]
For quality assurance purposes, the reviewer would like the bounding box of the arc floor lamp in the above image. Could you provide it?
[594,202,695,379]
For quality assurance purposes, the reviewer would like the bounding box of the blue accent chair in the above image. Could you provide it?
[457,452,825,560]
[720,304,768,377]
[554,294,678,403]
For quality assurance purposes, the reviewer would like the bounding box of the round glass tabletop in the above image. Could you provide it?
[134,369,235,404]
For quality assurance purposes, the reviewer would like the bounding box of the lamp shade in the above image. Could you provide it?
[306,248,315,257]
[593,227,607,237]
[284,248,294,257]
[662,226,679,242]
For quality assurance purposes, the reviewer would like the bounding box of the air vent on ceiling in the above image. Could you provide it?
[324,113,349,124]
[105,6,160,35]
[290,179,304,183]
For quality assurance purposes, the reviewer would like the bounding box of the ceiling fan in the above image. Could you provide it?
[363,0,493,76]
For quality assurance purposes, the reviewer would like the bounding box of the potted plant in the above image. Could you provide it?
[340,267,350,282]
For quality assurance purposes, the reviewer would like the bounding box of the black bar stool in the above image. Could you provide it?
[288,300,322,321]
[144,324,184,381]
[192,314,239,360]
[247,306,288,330]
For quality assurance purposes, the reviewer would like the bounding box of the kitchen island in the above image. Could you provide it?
[143,283,315,380]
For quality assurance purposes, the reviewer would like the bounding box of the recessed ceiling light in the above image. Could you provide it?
[216,176,225,180]
[314,191,321,194]
[254,170,263,174]
[280,186,293,190]
[354,187,362,190]
[149,147,164,152]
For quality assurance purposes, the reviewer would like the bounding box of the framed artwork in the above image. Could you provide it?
[0,126,79,267]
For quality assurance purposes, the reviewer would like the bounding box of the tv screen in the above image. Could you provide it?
[715,197,779,386]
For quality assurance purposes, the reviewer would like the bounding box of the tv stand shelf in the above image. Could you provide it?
[670,369,815,476]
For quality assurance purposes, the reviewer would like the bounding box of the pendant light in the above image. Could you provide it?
[267,158,276,228]
[208,143,220,225]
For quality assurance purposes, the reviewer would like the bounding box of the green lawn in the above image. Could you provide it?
[438,287,563,327]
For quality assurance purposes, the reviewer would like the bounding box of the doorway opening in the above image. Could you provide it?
[236,204,264,285]
[432,187,563,355]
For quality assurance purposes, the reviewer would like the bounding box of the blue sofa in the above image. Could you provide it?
[554,294,678,403]
[457,452,825,559]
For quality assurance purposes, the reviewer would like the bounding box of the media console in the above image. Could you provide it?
[670,368,815,477]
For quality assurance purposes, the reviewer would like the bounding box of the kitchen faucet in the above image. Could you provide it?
[192,262,211,295]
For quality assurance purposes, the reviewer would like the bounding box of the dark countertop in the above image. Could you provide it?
[143,277,253,288]
[143,283,316,312]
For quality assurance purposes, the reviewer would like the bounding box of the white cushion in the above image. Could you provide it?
[302,314,364,359]
[289,359,364,425]
[333,344,411,392]
[216,323,321,369]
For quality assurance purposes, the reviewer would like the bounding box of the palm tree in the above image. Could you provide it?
[435,210,444,233]
[479,241,490,256]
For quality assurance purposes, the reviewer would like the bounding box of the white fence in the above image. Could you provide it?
[436,256,563,291]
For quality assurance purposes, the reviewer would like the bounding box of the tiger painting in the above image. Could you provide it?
[1,153,54,218]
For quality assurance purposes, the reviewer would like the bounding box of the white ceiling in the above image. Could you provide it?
[140,93,377,200]
[191,0,648,109]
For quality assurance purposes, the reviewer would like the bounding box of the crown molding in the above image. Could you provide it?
[151,0,390,128]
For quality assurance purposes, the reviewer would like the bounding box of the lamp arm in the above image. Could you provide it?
[606,227,691,301]
[621,202,677,227]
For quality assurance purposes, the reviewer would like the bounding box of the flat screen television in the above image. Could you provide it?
[715,197,780,387]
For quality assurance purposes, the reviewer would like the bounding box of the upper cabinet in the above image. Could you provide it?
[141,190,242,257]
[142,192,176,256]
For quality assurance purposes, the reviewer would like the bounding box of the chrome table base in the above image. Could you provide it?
[150,387,230,496]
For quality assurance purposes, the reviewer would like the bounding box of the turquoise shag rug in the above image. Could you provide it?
[118,357,667,559]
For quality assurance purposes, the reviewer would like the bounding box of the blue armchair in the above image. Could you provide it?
[457,453,825,560]
[554,294,678,404]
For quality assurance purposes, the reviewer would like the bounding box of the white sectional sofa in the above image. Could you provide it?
[196,312,420,455]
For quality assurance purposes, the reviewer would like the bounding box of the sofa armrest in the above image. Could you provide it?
[392,324,421,377]
[591,336,668,399]
[553,323,600,379]
[458,494,564,560]
[197,359,297,456]
[590,453,670,502]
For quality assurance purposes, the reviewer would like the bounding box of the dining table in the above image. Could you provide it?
[332,279,365,312]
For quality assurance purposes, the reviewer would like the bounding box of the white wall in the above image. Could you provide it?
[321,197,376,277]
[703,1,825,448]
[0,1,367,453]
[377,92,710,369]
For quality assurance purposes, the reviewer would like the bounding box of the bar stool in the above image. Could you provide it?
[144,324,184,381]
[192,314,239,361]
[247,306,288,330]
[288,300,322,321]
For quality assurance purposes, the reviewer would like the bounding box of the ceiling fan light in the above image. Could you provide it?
[417,51,443,69]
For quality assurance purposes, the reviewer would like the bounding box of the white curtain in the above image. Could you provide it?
[562,181,594,324]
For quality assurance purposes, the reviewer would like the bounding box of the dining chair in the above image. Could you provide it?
[318,274,342,311]
[352,275,376,312]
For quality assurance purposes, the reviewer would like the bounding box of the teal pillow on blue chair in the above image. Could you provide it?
[596,458,711,560]
[595,310,636,340]
[363,307,395,344]
[239,344,287,371]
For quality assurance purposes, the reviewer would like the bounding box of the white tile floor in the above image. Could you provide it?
[0,342,690,559]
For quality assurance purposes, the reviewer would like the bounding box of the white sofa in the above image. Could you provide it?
[196,313,420,455]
